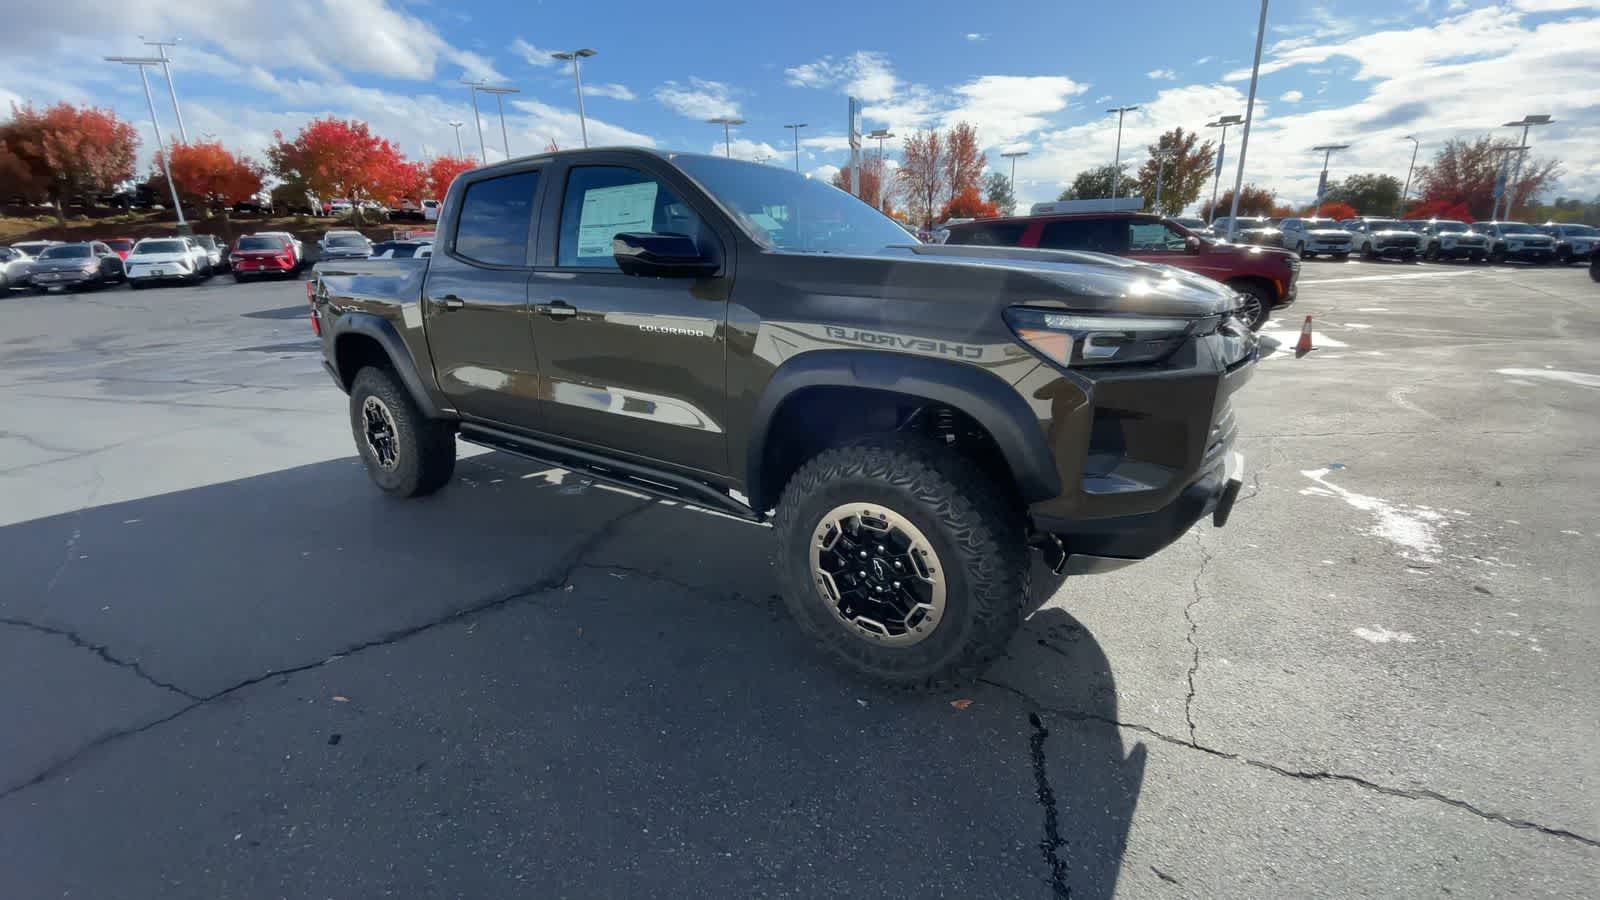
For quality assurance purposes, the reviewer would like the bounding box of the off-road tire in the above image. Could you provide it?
[774,435,1030,689]
[349,366,456,498]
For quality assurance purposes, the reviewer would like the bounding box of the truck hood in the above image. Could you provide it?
[858,244,1238,317]
[127,252,191,265]
[1306,228,1352,239]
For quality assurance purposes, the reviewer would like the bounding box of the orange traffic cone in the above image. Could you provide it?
[1295,315,1315,355]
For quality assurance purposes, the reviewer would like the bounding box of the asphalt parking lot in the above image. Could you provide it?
[2,261,1596,898]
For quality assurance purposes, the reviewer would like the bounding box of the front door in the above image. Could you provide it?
[528,163,729,476]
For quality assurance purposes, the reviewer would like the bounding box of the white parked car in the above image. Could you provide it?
[421,199,440,222]
[1415,220,1488,262]
[1277,217,1354,260]
[1,246,35,290]
[126,237,207,288]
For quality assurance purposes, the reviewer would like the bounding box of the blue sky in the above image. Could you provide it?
[4,0,1596,212]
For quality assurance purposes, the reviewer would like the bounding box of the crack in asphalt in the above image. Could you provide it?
[981,679,1600,850]
[0,617,200,700]
[1181,532,1212,743]
[1026,711,1072,898]
[0,501,653,803]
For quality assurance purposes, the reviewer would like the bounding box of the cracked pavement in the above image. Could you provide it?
[2,264,1597,897]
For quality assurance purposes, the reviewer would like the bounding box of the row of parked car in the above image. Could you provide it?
[1,229,436,294]
[1188,215,1595,265]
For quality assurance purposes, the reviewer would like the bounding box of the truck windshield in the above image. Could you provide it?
[1433,222,1468,233]
[1498,223,1537,234]
[134,240,187,254]
[237,237,283,251]
[327,235,368,247]
[1558,224,1596,236]
[672,154,916,254]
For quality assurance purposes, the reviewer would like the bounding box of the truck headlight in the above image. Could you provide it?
[1004,308,1194,367]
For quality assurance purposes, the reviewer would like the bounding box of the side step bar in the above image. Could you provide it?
[459,423,766,523]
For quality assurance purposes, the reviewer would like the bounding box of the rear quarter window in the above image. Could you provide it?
[945,222,1027,247]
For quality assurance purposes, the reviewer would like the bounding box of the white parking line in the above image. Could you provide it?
[1298,270,1480,285]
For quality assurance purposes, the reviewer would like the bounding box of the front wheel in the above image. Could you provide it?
[1332,252,1349,261]
[1489,248,1506,265]
[1230,282,1272,332]
[1556,249,1572,265]
[774,436,1029,688]
[348,367,457,497]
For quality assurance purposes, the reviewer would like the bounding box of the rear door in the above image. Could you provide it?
[421,165,545,427]
[526,157,731,476]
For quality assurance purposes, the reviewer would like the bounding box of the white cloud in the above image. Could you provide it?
[706,138,785,162]
[785,51,899,102]
[1195,56,1215,65]
[509,98,654,149]
[450,50,505,84]
[965,33,988,42]
[811,164,842,182]
[585,83,636,101]
[1147,69,1177,80]
[509,38,562,68]
[654,77,739,119]
[943,75,1088,147]
[1094,94,1113,103]
[1280,90,1304,103]
[802,134,855,152]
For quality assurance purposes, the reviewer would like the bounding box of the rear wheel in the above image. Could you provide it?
[1332,252,1349,261]
[774,436,1029,689]
[348,367,456,497]
[1556,248,1572,265]
[1361,242,1376,260]
[1229,282,1272,332]
[1489,247,1506,265]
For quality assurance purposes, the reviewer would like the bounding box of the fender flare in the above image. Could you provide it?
[744,349,1062,512]
[327,311,445,419]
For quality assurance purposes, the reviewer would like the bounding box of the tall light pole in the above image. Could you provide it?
[1397,135,1420,216]
[1206,114,1243,224]
[448,120,465,157]
[552,49,597,148]
[1226,0,1271,241]
[1311,143,1350,217]
[784,123,807,172]
[872,129,898,211]
[1001,150,1028,188]
[1500,114,1552,220]
[708,116,745,157]
[1106,105,1139,198]
[104,56,186,231]
[462,80,489,163]
[139,36,188,144]
[476,85,521,159]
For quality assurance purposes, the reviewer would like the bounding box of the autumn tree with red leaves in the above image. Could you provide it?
[943,123,985,204]
[426,155,478,199]
[1415,135,1561,219]
[156,141,264,223]
[830,156,895,212]
[1299,200,1357,221]
[0,102,138,225]
[1401,198,1474,222]
[896,122,988,229]
[940,187,999,220]
[267,118,407,225]
[1200,184,1281,220]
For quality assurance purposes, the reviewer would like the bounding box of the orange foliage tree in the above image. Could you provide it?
[0,102,138,224]
[1300,200,1357,220]
[1200,184,1281,220]
[940,187,999,220]
[157,141,264,220]
[426,155,478,199]
[267,118,407,225]
[830,156,894,211]
[1401,198,1474,222]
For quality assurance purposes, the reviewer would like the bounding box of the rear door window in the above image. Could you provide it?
[1037,219,1129,253]
[453,170,539,266]
[945,222,1027,247]
[1128,221,1187,252]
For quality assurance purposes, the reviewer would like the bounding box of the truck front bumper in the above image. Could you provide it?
[1013,323,1256,572]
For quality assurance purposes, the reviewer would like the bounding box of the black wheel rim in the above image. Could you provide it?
[361,396,400,470]
[810,503,945,646]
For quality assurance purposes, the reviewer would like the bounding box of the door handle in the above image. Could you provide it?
[435,295,465,310]
[538,300,578,319]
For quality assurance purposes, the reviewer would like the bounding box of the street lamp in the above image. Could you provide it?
[1500,114,1553,220]
[1000,149,1028,188]
[708,116,745,157]
[1205,114,1243,224]
[478,85,520,160]
[104,56,186,231]
[1106,105,1139,198]
[552,49,597,148]
[1225,0,1271,241]
[872,129,898,211]
[448,120,465,157]
[1311,143,1350,218]
[1397,135,1420,216]
[138,36,188,144]
[784,123,808,172]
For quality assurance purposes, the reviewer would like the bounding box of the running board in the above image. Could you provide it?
[459,423,766,523]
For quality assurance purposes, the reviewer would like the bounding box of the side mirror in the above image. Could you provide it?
[1186,235,1202,253]
[612,232,718,278]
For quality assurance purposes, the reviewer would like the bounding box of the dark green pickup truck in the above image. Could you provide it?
[311,148,1256,686]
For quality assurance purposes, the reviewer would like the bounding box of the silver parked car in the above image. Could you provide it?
[1277,217,1354,260]
[1414,220,1488,262]
[1341,217,1423,261]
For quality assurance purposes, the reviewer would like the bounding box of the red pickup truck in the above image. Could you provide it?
[945,212,1299,330]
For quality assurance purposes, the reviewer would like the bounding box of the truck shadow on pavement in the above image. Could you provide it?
[0,450,1144,899]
